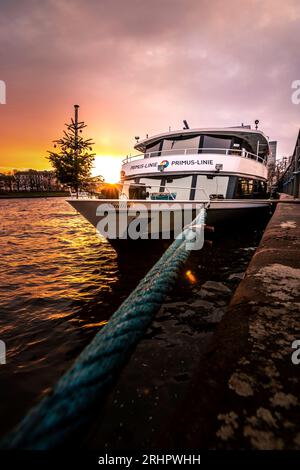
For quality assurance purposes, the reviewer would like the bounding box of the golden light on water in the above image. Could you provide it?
[185,270,197,284]
[93,155,123,183]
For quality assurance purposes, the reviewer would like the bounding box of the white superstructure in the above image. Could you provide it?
[68,125,274,249]
[120,127,269,202]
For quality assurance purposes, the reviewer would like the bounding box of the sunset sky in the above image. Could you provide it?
[0,0,300,182]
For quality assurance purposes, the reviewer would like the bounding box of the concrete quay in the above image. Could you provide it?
[165,195,300,449]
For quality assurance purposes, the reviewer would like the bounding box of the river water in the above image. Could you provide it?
[0,197,269,442]
[0,197,164,438]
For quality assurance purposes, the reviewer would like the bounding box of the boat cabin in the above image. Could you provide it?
[121,128,270,201]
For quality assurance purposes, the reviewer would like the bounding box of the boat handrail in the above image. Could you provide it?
[123,148,267,165]
[120,181,210,201]
[68,188,98,199]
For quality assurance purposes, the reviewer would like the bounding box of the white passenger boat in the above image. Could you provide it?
[68,125,274,249]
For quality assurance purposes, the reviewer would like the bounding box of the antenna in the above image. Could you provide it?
[183,120,189,129]
[255,119,259,130]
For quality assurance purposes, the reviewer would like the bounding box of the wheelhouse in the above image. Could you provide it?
[135,128,269,162]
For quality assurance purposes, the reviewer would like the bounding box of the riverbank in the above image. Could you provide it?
[0,191,69,198]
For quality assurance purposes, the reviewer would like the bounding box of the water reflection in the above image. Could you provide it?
[0,197,160,438]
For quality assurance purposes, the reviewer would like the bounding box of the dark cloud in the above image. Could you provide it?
[0,0,300,167]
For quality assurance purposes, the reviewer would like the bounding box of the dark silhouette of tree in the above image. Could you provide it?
[4,173,14,192]
[47,105,95,197]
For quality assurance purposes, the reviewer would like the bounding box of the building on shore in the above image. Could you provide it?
[0,170,67,193]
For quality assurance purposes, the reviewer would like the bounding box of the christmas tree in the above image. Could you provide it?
[48,105,96,198]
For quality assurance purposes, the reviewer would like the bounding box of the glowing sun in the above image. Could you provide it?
[92,155,123,183]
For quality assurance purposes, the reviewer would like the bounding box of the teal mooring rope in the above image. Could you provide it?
[1,207,206,449]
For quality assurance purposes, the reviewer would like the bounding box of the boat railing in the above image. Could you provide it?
[122,148,267,165]
[120,181,210,201]
[68,188,98,199]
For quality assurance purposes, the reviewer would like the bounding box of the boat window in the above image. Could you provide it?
[138,177,163,191]
[257,142,269,161]
[253,180,267,197]
[145,142,162,158]
[194,175,229,200]
[236,178,254,198]
[230,137,252,156]
[223,176,267,199]
[163,175,192,199]
[235,178,267,198]
[200,135,232,154]
[138,175,192,200]
[162,136,200,155]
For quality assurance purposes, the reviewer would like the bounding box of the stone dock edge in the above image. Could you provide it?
[163,195,300,450]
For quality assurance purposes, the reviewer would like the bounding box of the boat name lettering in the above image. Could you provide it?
[130,164,145,170]
[171,160,214,165]
[145,162,158,168]
[130,160,213,170]
[131,162,158,170]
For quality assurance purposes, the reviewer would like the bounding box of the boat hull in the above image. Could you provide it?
[68,198,273,251]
